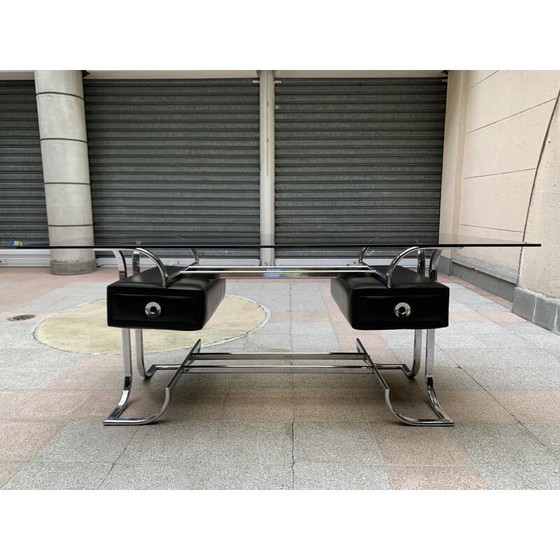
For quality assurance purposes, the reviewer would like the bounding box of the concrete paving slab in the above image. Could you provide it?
[106,457,295,490]
[162,388,228,420]
[118,420,293,466]
[435,391,517,423]
[221,373,293,389]
[117,421,222,464]
[33,419,139,463]
[372,424,475,466]
[460,321,544,345]
[489,390,560,422]
[192,459,294,490]
[293,461,392,490]
[99,460,202,490]
[220,388,293,421]
[0,346,86,389]
[293,372,357,389]
[242,333,292,352]
[212,421,294,464]
[476,460,560,490]
[10,390,94,420]
[519,334,560,359]
[0,420,64,461]
[0,462,25,487]
[291,322,339,352]
[465,366,560,391]
[523,422,560,457]
[294,388,367,422]
[293,421,383,465]
[453,423,558,465]
[3,460,114,490]
[0,390,38,419]
[387,465,489,490]
[13,283,107,315]
[503,347,560,369]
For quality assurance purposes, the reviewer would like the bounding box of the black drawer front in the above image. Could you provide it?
[331,271,449,331]
[106,268,226,331]
[351,292,448,330]
[107,293,205,331]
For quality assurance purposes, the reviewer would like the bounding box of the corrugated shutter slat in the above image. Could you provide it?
[0,81,47,246]
[84,79,260,258]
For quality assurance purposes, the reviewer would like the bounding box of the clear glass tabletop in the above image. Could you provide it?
[8,236,540,251]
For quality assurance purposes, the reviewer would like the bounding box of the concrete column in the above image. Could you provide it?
[35,70,96,275]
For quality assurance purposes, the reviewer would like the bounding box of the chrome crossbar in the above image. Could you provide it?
[172,265,376,280]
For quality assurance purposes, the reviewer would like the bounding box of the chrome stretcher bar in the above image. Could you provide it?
[13,241,540,427]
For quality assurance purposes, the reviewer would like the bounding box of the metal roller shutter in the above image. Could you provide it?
[84,79,260,259]
[0,80,47,246]
[275,77,447,258]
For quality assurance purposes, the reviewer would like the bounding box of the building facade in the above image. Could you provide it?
[440,70,560,332]
[0,70,558,331]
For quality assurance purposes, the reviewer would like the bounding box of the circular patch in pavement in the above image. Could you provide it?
[33,296,268,354]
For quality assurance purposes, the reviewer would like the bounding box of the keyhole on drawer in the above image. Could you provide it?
[394,302,411,318]
[145,302,162,318]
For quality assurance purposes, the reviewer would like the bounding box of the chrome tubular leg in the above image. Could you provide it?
[410,329,423,377]
[104,339,202,426]
[424,329,454,424]
[357,337,454,427]
[105,329,134,423]
[134,329,157,378]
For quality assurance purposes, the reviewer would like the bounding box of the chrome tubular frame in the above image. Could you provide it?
[104,244,455,427]
[105,332,454,426]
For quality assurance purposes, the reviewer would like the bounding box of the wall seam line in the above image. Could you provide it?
[467,71,499,89]
[466,97,558,134]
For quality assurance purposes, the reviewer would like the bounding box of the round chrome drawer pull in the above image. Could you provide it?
[394,302,411,318]
[145,301,162,318]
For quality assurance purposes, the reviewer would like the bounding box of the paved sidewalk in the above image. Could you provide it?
[0,266,559,490]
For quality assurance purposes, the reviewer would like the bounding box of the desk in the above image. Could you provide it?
[10,240,540,427]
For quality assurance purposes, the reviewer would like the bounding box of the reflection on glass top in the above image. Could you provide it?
[436,233,540,247]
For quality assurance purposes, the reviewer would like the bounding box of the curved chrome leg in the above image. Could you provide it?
[104,339,202,426]
[409,329,423,378]
[423,329,453,424]
[104,328,134,423]
[105,374,133,422]
[357,338,454,427]
[135,329,157,378]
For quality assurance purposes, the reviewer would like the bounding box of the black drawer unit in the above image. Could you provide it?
[107,266,226,331]
[331,265,449,330]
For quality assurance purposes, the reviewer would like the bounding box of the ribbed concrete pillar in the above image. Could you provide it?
[35,70,96,275]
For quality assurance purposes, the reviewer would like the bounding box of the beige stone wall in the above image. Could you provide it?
[518,96,560,297]
[440,70,560,292]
